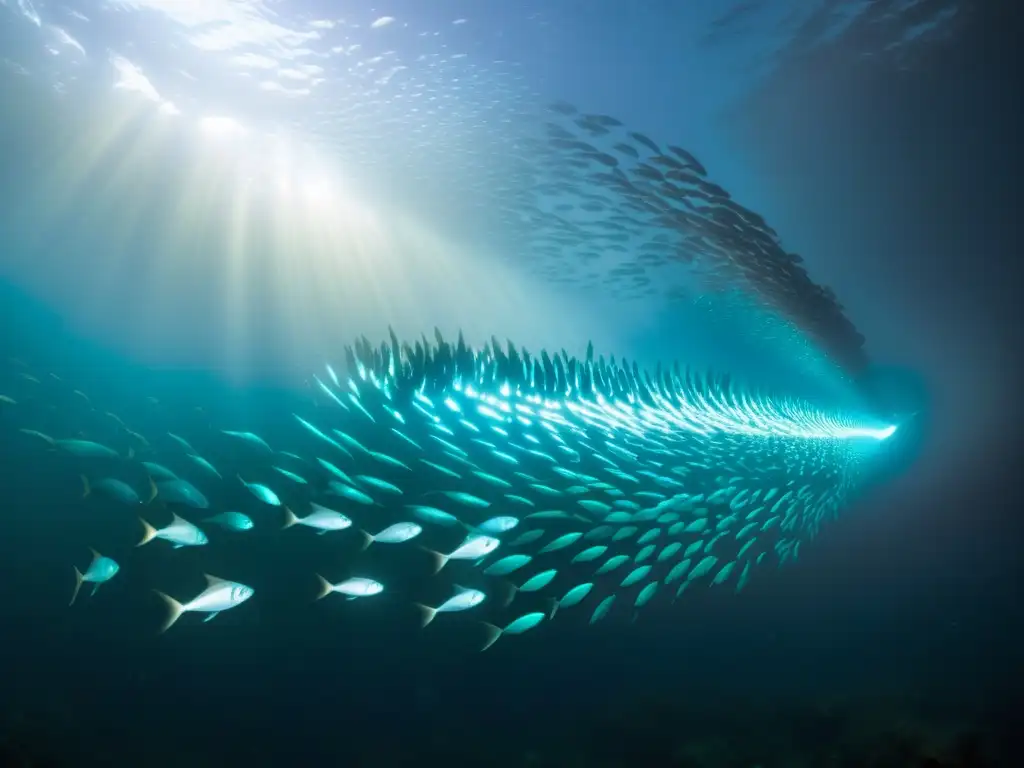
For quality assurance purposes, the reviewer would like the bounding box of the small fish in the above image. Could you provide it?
[710,560,736,586]
[327,481,376,506]
[420,459,461,479]
[483,554,532,576]
[538,532,583,554]
[363,522,422,545]
[295,415,347,453]
[480,611,546,651]
[428,533,500,573]
[70,548,119,605]
[367,450,410,471]
[239,476,281,506]
[508,528,545,547]
[142,462,177,481]
[595,554,630,575]
[504,495,535,508]
[635,544,656,563]
[579,500,611,515]
[82,475,153,505]
[590,595,616,624]
[203,511,254,531]
[472,471,513,489]
[137,513,208,549]
[620,565,651,588]
[154,574,254,632]
[315,575,383,600]
[572,545,607,563]
[355,475,403,495]
[54,439,121,459]
[657,542,683,562]
[664,559,692,584]
[634,581,658,608]
[406,505,460,527]
[415,587,486,627]
[221,430,272,453]
[439,491,490,508]
[558,583,594,608]
[317,458,355,484]
[155,479,209,509]
[283,505,352,534]
[186,454,221,479]
[517,568,557,592]
[167,433,196,453]
[687,555,719,582]
[272,466,308,485]
[526,510,574,521]
[476,516,519,534]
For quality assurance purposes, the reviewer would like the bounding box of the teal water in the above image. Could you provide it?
[2,2,1014,767]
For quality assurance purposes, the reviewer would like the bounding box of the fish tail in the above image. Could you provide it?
[479,622,502,652]
[70,566,84,606]
[145,477,158,505]
[153,590,185,633]
[80,475,90,499]
[314,574,333,601]
[136,517,158,547]
[495,580,518,609]
[356,529,374,552]
[20,429,54,446]
[413,603,437,629]
[282,507,300,530]
[419,547,448,575]
[544,597,559,621]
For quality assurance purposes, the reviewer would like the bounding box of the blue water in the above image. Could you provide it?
[1,2,1017,766]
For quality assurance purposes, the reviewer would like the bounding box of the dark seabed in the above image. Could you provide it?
[1,1,1021,767]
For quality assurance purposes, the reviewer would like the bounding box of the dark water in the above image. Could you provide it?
[2,2,1022,767]
[0,279,1016,768]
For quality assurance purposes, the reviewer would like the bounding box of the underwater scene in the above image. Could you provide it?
[1,1,1020,766]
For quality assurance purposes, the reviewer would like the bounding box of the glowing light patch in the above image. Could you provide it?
[199,116,246,137]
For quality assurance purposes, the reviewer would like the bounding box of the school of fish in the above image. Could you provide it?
[1,330,896,648]
[7,4,875,381]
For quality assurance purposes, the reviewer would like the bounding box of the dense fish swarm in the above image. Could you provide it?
[2,333,894,646]
[491,100,868,377]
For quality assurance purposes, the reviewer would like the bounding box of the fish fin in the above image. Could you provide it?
[172,544,183,550]
[281,507,300,530]
[169,512,189,526]
[88,547,102,562]
[146,477,158,505]
[345,596,358,601]
[70,566,84,606]
[80,475,90,499]
[419,547,448,575]
[136,517,158,547]
[90,582,102,597]
[154,591,185,633]
[479,622,502,652]
[202,612,220,623]
[202,574,228,587]
[315,529,329,536]
[494,580,518,609]
[356,529,374,551]
[314,574,333,601]
[413,603,437,629]
[20,429,54,446]
[544,597,559,621]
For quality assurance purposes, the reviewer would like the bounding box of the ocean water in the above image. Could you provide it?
[1,2,1019,767]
